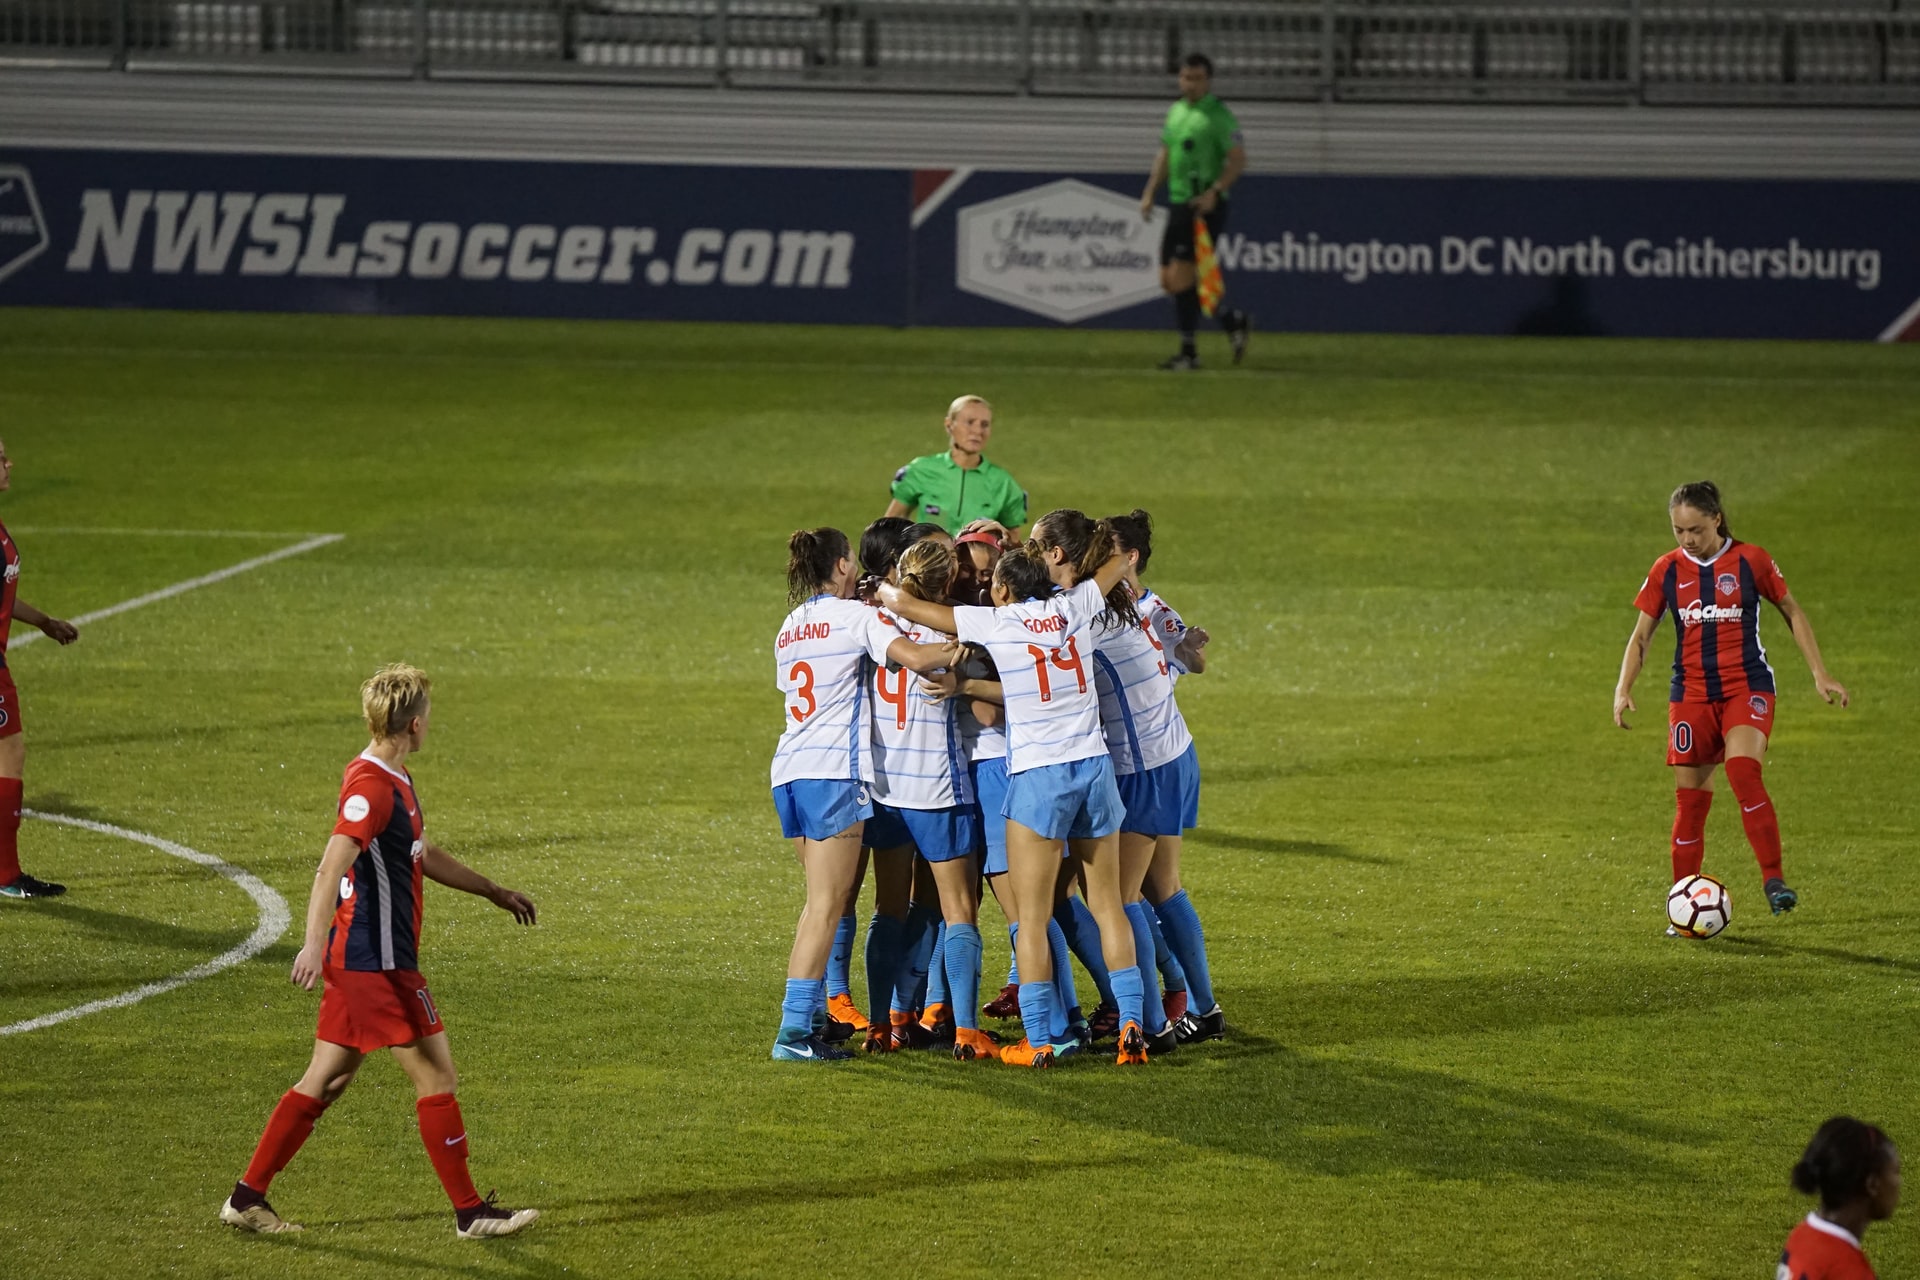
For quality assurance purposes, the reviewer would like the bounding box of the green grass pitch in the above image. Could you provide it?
[0,308,1916,1278]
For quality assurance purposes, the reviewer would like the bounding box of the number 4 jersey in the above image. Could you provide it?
[771,594,901,789]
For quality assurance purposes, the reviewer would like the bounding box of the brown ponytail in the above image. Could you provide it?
[787,527,850,604]
[896,538,956,604]
[1030,508,1138,627]
[1670,481,1730,539]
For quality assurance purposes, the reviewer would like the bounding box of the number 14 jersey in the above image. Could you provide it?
[953,578,1110,776]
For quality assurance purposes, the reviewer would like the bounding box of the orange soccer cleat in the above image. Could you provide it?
[826,992,869,1032]
[998,1038,1055,1069]
[863,1026,900,1054]
[918,1002,950,1032]
[952,1027,1001,1062]
[1115,1021,1149,1066]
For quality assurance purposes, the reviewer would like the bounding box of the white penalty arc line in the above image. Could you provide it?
[10,533,343,649]
[0,811,291,1036]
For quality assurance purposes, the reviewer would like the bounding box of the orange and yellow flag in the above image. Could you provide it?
[1194,216,1224,318]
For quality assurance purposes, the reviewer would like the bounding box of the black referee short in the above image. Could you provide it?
[1159,199,1229,266]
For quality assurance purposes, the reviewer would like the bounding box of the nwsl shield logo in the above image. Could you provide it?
[0,166,49,285]
[1716,572,1738,596]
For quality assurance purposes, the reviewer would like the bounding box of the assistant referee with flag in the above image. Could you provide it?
[1140,52,1251,371]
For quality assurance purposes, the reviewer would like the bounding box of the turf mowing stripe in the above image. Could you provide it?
[0,811,290,1037]
[10,532,344,650]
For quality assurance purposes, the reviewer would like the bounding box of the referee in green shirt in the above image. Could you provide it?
[883,394,1028,537]
[1140,52,1251,371]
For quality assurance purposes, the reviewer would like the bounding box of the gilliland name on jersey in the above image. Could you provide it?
[1212,231,1882,291]
[1678,601,1745,625]
[63,189,855,289]
[777,621,833,649]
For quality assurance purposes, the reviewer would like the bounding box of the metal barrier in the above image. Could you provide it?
[3,0,1915,104]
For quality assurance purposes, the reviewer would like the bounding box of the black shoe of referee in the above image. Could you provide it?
[1159,352,1201,371]
[1227,311,1253,364]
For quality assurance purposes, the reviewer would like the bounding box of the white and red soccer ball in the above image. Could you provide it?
[1668,874,1732,938]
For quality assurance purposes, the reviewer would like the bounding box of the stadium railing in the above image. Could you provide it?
[2,0,1915,106]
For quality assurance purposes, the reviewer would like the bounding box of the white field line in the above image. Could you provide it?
[0,811,290,1036]
[11,527,334,539]
[11,533,343,649]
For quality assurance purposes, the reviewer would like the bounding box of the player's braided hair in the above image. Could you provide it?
[1030,508,1139,627]
[787,526,850,605]
[362,663,431,740]
[1791,1117,1896,1211]
[896,539,956,604]
[1106,508,1155,573]
[1670,480,1730,538]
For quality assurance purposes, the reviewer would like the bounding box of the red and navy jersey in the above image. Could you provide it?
[325,751,426,973]
[1778,1214,1875,1280]
[0,519,19,668]
[1633,539,1786,703]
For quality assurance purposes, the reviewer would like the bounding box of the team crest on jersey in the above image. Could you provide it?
[1716,572,1738,596]
[1749,695,1769,716]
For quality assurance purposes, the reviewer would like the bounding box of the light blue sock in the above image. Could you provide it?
[1124,902,1168,1033]
[925,920,950,1010]
[779,978,815,1040]
[1016,981,1055,1047]
[945,924,983,1031]
[827,914,856,999]
[893,903,939,1016]
[865,913,904,1028]
[1006,923,1019,985]
[1046,917,1080,1032]
[1147,901,1187,995]
[1155,889,1216,1011]
[1057,896,1114,1007]
[1109,964,1146,1035]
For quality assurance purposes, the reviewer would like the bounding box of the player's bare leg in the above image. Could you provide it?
[222,1040,364,1233]
[1722,724,1794,912]
[999,822,1064,1066]
[776,827,863,1061]
[1069,833,1147,1063]
[1145,836,1225,1042]
[393,1032,539,1238]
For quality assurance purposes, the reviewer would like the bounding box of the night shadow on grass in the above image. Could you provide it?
[40,712,339,755]
[17,900,248,954]
[1718,934,1920,975]
[1188,828,1393,866]
[270,1231,569,1280]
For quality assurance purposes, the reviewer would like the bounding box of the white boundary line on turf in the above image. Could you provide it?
[10,533,343,649]
[11,526,334,539]
[0,811,290,1037]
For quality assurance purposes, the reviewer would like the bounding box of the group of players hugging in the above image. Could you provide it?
[769,505,1223,1067]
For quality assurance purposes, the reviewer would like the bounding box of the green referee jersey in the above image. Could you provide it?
[1161,93,1243,205]
[889,451,1028,534]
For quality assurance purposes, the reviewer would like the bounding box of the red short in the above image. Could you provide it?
[316,966,444,1052]
[1667,693,1775,766]
[0,667,22,740]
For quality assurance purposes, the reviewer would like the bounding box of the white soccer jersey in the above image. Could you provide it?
[952,578,1110,775]
[1091,611,1194,776]
[869,609,973,810]
[1139,587,1192,678]
[770,595,900,788]
[954,649,1007,764]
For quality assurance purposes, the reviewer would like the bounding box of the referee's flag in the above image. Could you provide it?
[1194,216,1224,318]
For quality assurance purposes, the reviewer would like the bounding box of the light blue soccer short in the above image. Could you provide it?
[773,779,872,842]
[1114,742,1201,837]
[970,756,1011,876]
[1003,756,1125,843]
[864,802,979,863]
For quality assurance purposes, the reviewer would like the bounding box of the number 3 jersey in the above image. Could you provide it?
[327,750,427,973]
[953,578,1110,776]
[869,608,972,810]
[771,594,901,789]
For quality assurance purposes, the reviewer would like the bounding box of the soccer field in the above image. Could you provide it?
[1,308,1916,1279]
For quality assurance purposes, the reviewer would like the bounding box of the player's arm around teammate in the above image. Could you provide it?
[771,528,959,1062]
[0,439,81,899]
[223,664,539,1240]
[1612,481,1848,921]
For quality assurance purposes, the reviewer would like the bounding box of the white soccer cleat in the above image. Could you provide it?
[456,1193,540,1239]
[220,1195,305,1233]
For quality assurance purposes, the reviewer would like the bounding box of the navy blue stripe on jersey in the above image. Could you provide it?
[1092,651,1145,773]
[341,782,420,971]
[1697,565,1723,702]
[1663,559,1686,702]
[1737,555,1775,694]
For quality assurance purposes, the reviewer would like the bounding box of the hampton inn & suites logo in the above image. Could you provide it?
[955,179,1161,323]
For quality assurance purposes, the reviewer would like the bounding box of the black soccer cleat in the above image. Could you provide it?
[1173,1004,1226,1044]
[1086,1003,1121,1042]
[818,1016,855,1045]
[456,1191,541,1239]
[772,1032,855,1062]
[1765,878,1799,915]
[1145,1022,1180,1057]
[1158,352,1201,371]
[0,873,67,899]
[1228,311,1253,364]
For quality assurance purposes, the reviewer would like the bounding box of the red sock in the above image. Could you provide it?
[0,776,22,883]
[241,1088,329,1193]
[1671,787,1712,882]
[1723,757,1784,883]
[416,1093,484,1211]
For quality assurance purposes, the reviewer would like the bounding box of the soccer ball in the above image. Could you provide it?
[1667,874,1731,938]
